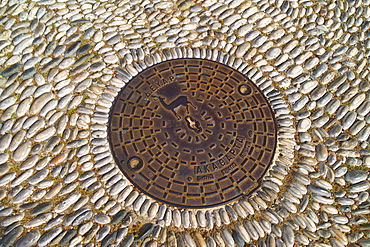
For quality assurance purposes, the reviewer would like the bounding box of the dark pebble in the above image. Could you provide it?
[30,201,52,216]
[120,233,134,247]
[44,41,57,56]
[339,206,352,213]
[134,223,155,242]
[15,230,40,247]
[70,19,90,26]
[76,44,91,56]
[102,231,117,247]
[2,64,22,77]
[232,229,245,247]
[258,239,266,247]
[74,53,94,67]
[20,67,37,80]
[19,202,38,210]
[37,227,62,246]
[0,225,24,247]
[65,41,81,57]
[52,45,66,57]
[32,37,44,45]
[60,229,77,246]
[112,209,127,225]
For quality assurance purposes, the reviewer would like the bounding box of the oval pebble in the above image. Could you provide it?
[94,213,111,225]
[345,170,368,184]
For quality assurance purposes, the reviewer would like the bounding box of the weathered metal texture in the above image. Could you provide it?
[109,59,277,208]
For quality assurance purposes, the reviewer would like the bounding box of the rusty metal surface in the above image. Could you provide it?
[108,59,277,208]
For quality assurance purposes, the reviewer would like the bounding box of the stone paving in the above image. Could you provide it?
[0,0,369,246]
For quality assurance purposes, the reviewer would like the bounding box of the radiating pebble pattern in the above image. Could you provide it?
[0,0,369,246]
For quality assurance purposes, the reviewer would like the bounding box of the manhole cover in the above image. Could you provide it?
[109,59,277,208]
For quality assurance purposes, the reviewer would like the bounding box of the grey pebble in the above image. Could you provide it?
[24,213,52,228]
[348,181,370,193]
[0,208,12,217]
[15,230,40,247]
[20,67,37,80]
[54,192,80,213]
[183,232,196,247]
[308,185,331,197]
[65,41,81,57]
[2,63,22,77]
[60,229,77,246]
[76,44,91,56]
[12,186,34,204]
[121,233,134,247]
[345,170,368,184]
[29,169,48,185]
[0,134,12,152]
[0,226,24,247]
[282,225,295,247]
[148,203,159,219]
[315,144,328,161]
[134,223,155,242]
[96,225,110,242]
[221,229,234,247]
[94,214,111,224]
[30,201,53,217]
[112,210,127,225]
[0,171,16,186]
[38,227,63,247]
[30,92,54,115]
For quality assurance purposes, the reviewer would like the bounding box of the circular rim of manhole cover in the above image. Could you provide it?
[108,58,278,208]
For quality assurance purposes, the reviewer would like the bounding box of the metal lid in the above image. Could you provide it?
[109,59,277,208]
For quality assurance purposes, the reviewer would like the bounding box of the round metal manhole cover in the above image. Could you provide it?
[109,59,277,208]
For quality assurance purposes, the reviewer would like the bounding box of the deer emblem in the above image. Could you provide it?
[155,95,196,120]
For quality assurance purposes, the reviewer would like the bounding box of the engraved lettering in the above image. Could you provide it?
[211,163,219,170]
[225,154,233,162]
[193,164,213,174]
[219,159,226,167]
[204,165,210,173]
[194,166,202,174]
[146,78,177,95]
[240,141,251,158]
[197,174,214,181]
[192,136,248,175]
[221,162,237,175]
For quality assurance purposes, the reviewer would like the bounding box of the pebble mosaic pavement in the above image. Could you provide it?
[0,0,369,246]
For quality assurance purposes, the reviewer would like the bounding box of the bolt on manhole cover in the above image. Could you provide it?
[109,58,277,208]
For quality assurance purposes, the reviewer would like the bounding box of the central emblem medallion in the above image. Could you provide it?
[109,59,277,208]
